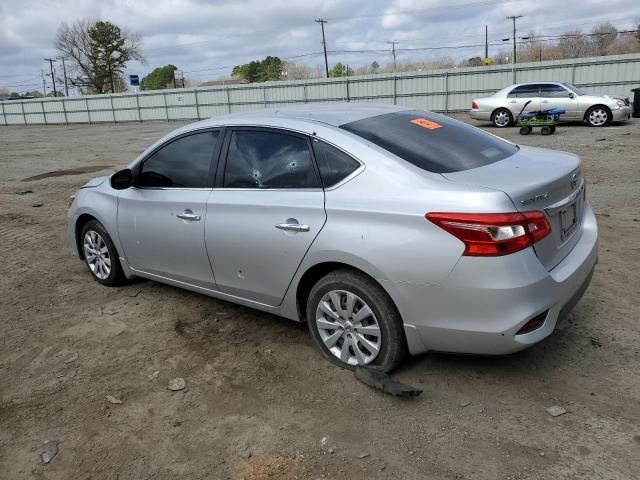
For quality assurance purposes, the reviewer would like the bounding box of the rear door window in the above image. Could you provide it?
[507,84,541,98]
[223,130,321,188]
[340,110,519,174]
[311,140,361,187]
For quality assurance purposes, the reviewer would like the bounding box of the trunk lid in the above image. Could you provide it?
[442,145,584,270]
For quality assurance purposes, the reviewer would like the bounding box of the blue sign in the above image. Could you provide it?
[129,75,140,86]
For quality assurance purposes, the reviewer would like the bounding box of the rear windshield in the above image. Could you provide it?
[340,110,518,173]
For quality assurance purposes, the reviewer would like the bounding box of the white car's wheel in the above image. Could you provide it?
[586,106,610,127]
[492,108,512,128]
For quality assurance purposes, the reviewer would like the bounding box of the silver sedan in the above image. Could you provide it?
[470,81,631,128]
[67,104,598,371]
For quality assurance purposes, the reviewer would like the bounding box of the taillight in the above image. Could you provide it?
[426,211,551,256]
[471,101,479,109]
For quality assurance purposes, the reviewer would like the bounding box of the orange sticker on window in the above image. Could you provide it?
[410,118,442,130]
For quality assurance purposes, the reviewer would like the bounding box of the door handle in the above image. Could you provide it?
[275,223,310,232]
[542,100,549,103]
[177,210,201,221]
[509,100,517,103]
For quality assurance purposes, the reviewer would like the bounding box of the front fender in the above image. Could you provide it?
[67,188,134,278]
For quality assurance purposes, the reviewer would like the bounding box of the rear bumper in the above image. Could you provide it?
[469,110,491,121]
[611,106,631,122]
[397,203,598,355]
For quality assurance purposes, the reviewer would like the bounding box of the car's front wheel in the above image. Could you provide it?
[80,220,125,286]
[491,108,513,128]
[306,269,407,372]
[585,106,611,127]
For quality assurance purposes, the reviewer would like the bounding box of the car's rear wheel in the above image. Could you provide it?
[492,108,512,128]
[585,106,610,127]
[306,269,407,372]
[80,220,125,286]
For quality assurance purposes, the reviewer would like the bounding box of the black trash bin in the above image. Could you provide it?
[632,87,640,118]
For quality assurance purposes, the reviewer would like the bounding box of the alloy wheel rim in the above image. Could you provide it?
[315,290,381,366]
[589,108,607,126]
[494,111,510,127]
[83,230,111,280]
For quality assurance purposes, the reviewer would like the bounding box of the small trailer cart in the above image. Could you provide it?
[516,100,565,135]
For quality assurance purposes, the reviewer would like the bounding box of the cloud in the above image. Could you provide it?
[0,0,638,92]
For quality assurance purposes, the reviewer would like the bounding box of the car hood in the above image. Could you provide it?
[81,176,108,188]
[579,93,620,102]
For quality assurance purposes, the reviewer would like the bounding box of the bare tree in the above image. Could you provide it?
[283,62,312,80]
[557,30,592,58]
[590,23,618,56]
[604,32,640,55]
[55,19,144,94]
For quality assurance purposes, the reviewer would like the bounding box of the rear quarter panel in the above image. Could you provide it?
[279,134,518,326]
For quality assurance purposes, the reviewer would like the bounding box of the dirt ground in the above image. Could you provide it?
[1,113,639,480]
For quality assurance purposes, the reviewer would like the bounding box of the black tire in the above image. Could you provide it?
[519,126,531,135]
[306,269,407,372]
[80,220,125,286]
[491,108,513,128]
[585,106,611,127]
[540,126,552,136]
[549,125,556,134]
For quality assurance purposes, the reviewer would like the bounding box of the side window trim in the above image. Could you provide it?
[311,138,365,190]
[215,126,323,190]
[133,127,223,190]
[508,84,543,98]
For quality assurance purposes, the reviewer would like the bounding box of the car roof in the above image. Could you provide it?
[511,81,565,87]
[132,103,415,167]
[187,103,412,129]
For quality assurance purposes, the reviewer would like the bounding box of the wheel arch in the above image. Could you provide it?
[75,213,99,260]
[584,104,612,123]
[295,261,397,323]
[491,107,513,127]
[293,260,425,356]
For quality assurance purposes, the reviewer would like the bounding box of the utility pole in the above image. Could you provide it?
[506,15,523,65]
[315,19,329,78]
[387,41,398,72]
[44,58,57,97]
[59,57,69,96]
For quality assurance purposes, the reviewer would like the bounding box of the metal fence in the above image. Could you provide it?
[2,53,639,126]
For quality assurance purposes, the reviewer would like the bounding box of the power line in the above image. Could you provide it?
[4,25,637,89]
[181,51,324,75]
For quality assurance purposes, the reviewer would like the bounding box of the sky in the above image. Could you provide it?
[1,0,639,94]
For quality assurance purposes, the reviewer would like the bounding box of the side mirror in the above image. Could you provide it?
[111,168,133,190]
[569,92,575,99]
